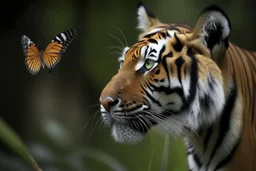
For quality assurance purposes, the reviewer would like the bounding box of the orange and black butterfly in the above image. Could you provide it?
[21,29,77,75]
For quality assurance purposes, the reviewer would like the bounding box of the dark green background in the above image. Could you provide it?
[2,0,256,170]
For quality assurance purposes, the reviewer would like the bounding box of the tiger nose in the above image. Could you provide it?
[99,97,120,112]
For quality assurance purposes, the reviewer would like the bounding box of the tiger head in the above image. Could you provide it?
[99,2,230,143]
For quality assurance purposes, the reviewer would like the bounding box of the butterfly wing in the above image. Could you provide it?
[43,29,77,68]
[21,35,42,75]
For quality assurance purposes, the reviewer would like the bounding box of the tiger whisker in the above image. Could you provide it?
[112,25,128,47]
[108,33,125,48]
[87,115,102,144]
[127,111,142,131]
[130,120,138,130]
[147,98,199,137]
[140,115,154,129]
[142,110,190,136]
[132,114,144,131]
[134,119,143,132]
[158,110,199,137]
[88,103,101,108]
[76,110,100,136]
[136,115,149,132]
[109,52,123,56]
[143,111,178,133]
[144,110,198,142]
[150,111,194,133]
[67,109,101,147]
[98,117,106,133]
[103,45,123,52]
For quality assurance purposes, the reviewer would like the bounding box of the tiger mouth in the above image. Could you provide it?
[115,113,157,133]
[101,105,158,134]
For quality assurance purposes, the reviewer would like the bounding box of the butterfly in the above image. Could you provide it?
[21,29,77,75]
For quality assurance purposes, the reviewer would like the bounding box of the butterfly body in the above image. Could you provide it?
[21,29,77,75]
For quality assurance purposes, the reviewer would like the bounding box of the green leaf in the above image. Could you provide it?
[0,118,42,171]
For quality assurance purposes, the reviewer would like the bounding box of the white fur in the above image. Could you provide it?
[118,46,129,69]
[100,99,147,144]
[181,76,191,98]
[99,96,114,103]
[188,154,199,171]
[135,59,145,71]
[135,38,168,71]
[183,81,241,171]
[212,12,230,39]
[169,78,181,88]
[197,77,225,126]
[207,94,242,171]
[152,72,225,137]
[167,30,176,37]
[146,28,164,35]
[137,5,151,31]
[112,124,144,144]
[200,11,230,46]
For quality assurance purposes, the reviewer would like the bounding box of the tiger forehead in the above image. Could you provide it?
[123,27,192,65]
[132,27,188,46]
[125,29,171,54]
[143,29,172,40]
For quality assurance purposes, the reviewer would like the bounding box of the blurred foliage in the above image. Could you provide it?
[0,119,41,171]
[2,0,256,171]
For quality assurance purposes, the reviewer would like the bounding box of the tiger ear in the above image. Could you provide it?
[137,2,160,32]
[192,5,231,60]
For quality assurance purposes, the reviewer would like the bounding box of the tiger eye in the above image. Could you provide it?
[145,59,154,70]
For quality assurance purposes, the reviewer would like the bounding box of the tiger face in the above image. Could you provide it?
[100,3,229,143]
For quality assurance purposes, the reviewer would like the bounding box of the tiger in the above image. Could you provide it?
[99,2,256,171]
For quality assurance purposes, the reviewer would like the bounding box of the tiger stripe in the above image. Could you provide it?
[99,2,256,171]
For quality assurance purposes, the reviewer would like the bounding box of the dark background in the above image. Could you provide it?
[2,0,256,170]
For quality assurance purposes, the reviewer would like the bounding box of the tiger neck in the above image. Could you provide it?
[184,82,243,171]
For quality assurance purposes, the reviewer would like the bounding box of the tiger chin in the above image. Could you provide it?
[99,2,256,171]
